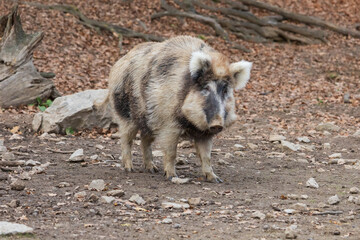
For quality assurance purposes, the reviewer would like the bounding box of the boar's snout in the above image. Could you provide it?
[209,114,224,134]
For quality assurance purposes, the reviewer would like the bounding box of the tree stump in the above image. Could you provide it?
[0,6,60,108]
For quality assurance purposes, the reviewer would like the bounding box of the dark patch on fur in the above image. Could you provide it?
[216,81,229,100]
[113,72,133,119]
[157,56,177,76]
[177,116,215,139]
[204,90,220,123]
[199,43,205,51]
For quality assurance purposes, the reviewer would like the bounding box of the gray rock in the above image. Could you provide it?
[8,199,20,208]
[269,134,286,142]
[234,213,244,220]
[10,180,25,191]
[218,159,229,165]
[328,195,340,205]
[0,146,6,152]
[74,191,87,200]
[173,223,181,228]
[316,122,340,132]
[297,136,310,143]
[252,210,265,220]
[306,178,319,189]
[285,225,297,239]
[2,152,15,161]
[25,160,40,166]
[89,179,106,191]
[350,187,359,194]
[283,209,296,214]
[323,143,331,150]
[0,221,33,235]
[329,153,342,159]
[32,89,113,134]
[161,201,190,209]
[69,149,85,162]
[224,153,234,159]
[281,140,302,152]
[171,177,190,184]
[161,218,173,224]
[353,130,360,137]
[247,143,258,150]
[129,194,146,205]
[107,190,125,197]
[9,134,23,140]
[292,203,307,211]
[188,197,201,206]
[57,182,71,188]
[101,196,115,204]
[233,144,245,151]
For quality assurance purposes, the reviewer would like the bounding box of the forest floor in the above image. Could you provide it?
[1,0,360,239]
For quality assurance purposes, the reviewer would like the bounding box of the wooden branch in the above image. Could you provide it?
[238,0,360,38]
[23,2,165,42]
[152,0,229,40]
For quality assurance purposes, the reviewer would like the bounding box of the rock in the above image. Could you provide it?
[171,177,190,184]
[161,218,173,224]
[9,134,24,140]
[8,199,20,208]
[74,191,87,200]
[285,225,297,239]
[316,122,340,132]
[281,140,301,152]
[218,159,229,165]
[10,180,25,191]
[297,136,310,143]
[101,196,115,204]
[68,149,85,162]
[88,193,99,202]
[19,172,31,180]
[323,143,331,150]
[252,210,265,220]
[234,213,244,220]
[0,221,33,235]
[233,144,245,151]
[2,152,15,161]
[173,223,181,228]
[301,195,309,199]
[269,134,286,142]
[129,194,146,205]
[287,194,299,200]
[306,178,319,189]
[32,89,113,133]
[161,202,190,209]
[178,140,192,148]
[57,182,71,188]
[328,195,340,205]
[90,154,99,160]
[0,146,6,152]
[292,203,307,211]
[267,152,285,158]
[25,160,40,166]
[224,153,234,159]
[284,209,296,214]
[152,150,163,157]
[188,197,201,206]
[350,187,359,194]
[353,130,360,137]
[89,179,106,191]
[329,153,342,159]
[107,190,125,197]
[247,143,258,150]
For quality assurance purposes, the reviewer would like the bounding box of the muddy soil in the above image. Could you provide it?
[1,109,360,240]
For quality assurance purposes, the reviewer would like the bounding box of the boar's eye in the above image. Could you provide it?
[200,85,210,96]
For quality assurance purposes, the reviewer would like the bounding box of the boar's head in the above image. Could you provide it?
[181,50,252,135]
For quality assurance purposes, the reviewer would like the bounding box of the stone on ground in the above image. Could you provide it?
[68,149,85,162]
[306,178,319,189]
[0,221,33,235]
[89,179,106,191]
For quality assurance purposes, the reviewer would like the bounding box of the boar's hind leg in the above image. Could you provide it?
[119,121,138,172]
[140,134,158,173]
[158,129,180,180]
[195,138,223,183]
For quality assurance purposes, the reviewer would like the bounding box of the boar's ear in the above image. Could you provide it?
[189,51,211,80]
[229,60,252,90]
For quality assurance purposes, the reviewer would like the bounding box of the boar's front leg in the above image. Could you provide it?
[195,137,223,183]
[140,134,158,173]
[158,128,180,180]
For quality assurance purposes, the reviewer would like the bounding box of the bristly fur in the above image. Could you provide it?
[107,35,252,181]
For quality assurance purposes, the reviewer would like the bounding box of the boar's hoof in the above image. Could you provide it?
[164,172,178,181]
[205,172,223,183]
[145,165,159,174]
[124,167,135,173]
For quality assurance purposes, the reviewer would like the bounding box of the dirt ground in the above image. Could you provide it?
[1,0,360,239]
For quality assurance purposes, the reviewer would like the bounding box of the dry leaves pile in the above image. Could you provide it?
[1,0,359,134]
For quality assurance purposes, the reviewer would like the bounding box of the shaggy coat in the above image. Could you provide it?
[108,36,252,182]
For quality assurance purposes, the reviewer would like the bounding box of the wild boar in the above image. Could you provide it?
[108,36,252,183]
